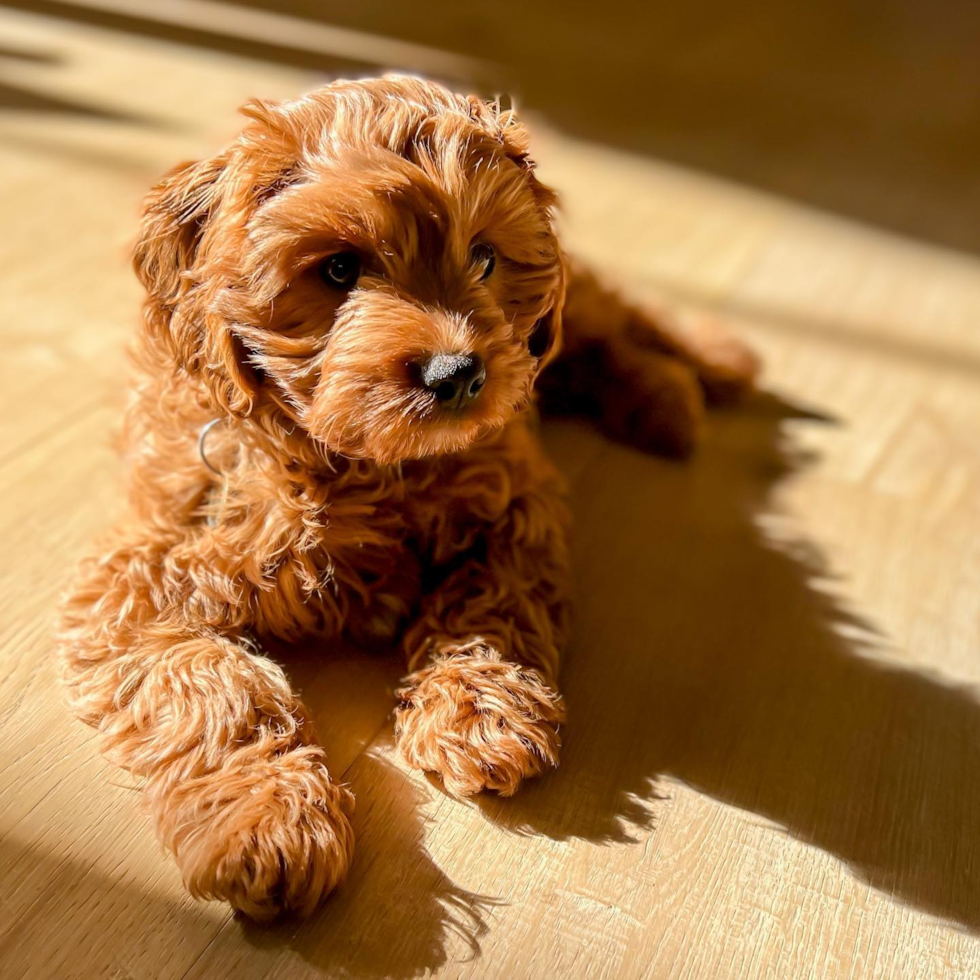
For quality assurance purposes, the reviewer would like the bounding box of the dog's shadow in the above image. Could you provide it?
[234,392,980,977]
[477,394,980,932]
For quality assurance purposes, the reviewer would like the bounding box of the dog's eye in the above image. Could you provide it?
[319,252,360,289]
[470,242,495,281]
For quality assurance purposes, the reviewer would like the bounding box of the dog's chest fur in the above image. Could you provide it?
[195,418,542,647]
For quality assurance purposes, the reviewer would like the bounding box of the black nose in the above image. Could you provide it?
[419,353,486,408]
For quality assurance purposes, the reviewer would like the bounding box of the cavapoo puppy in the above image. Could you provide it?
[58,75,758,919]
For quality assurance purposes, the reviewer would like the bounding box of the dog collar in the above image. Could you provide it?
[198,418,226,475]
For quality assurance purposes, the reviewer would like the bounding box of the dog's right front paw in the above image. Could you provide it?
[155,744,354,920]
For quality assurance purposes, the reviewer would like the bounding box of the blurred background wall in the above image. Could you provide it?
[3,0,979,253]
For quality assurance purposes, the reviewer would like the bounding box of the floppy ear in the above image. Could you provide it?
[133,152,263,416]
[530,255,566,373]
[467,94,559,204]
[133,154,227,306]
[464,97,564,366]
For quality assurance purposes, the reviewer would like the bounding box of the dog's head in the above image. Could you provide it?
[136,76,564,464]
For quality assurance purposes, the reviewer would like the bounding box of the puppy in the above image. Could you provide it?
[58,76,758,919]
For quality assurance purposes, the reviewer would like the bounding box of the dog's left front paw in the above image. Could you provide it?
[394,644,564,798]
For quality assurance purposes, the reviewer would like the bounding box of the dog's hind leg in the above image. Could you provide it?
[58,529,353,919]
[394,440,571,799]
[538,258,761,456]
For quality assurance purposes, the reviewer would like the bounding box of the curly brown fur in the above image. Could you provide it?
[395,642,564,798]
[57,75,757,919]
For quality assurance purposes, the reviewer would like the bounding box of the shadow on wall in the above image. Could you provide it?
[4,0,980,253]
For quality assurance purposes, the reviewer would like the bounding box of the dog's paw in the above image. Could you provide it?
[394,644,564,798]
[680,317,762,406]
[155,743,354,920]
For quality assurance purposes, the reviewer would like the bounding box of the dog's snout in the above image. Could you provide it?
[419,353,486,408]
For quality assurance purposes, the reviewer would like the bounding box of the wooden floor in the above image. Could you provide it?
[3,8,980,979]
